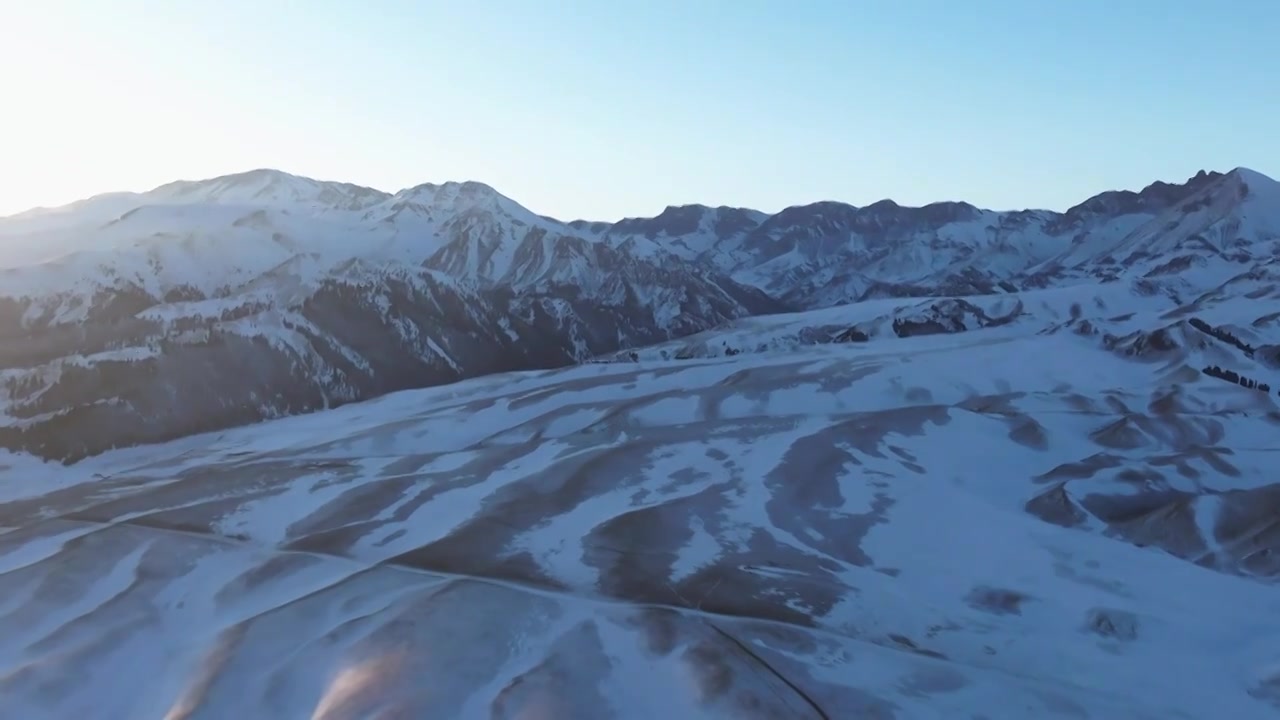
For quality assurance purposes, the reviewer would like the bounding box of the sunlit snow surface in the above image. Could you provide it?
[3,319,1280,719]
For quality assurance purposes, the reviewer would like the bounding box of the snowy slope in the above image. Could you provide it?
[0,171,781,460]
[2,309,1278,718]
[0,166,1276,464]
[596,168,1277,310]
[0,170,772,303]
[3,166,1280,717]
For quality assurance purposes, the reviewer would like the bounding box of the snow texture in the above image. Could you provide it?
[2,166,1280,718]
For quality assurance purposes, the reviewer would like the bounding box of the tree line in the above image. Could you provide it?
[1189,317,1255,357]
[1203,365,1273,394]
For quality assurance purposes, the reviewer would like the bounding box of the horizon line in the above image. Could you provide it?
[4,164,1271,226]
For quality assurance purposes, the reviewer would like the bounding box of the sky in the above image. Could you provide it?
[2,0,1278,220]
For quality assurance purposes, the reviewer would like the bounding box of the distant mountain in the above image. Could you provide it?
[1,166,1276,461]
[598,167,1280,308]
[0,170,780,461]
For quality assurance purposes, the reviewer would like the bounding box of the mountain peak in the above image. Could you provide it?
[1055,169,1226,229]
[394,179,517,213]
[1228,166,1274,180]
[1227,166,1279,195]
[610,204,712,239]
[152,168,304,195]
[863,198,901,212]
[150,169,389,211]
[220,168,301,185]
[1136,169,1223,197]
[1167,166,1280,211]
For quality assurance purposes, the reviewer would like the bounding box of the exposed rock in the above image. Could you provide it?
[1084,608,1139,642]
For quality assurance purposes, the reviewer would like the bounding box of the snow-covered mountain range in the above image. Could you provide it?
[1,166,1277,464]
[0,170,781,460]
[2,165,1280,717]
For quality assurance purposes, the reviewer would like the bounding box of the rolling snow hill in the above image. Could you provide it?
[1,305,1278,718]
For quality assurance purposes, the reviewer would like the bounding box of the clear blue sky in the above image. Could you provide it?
[3,0,1278,219]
